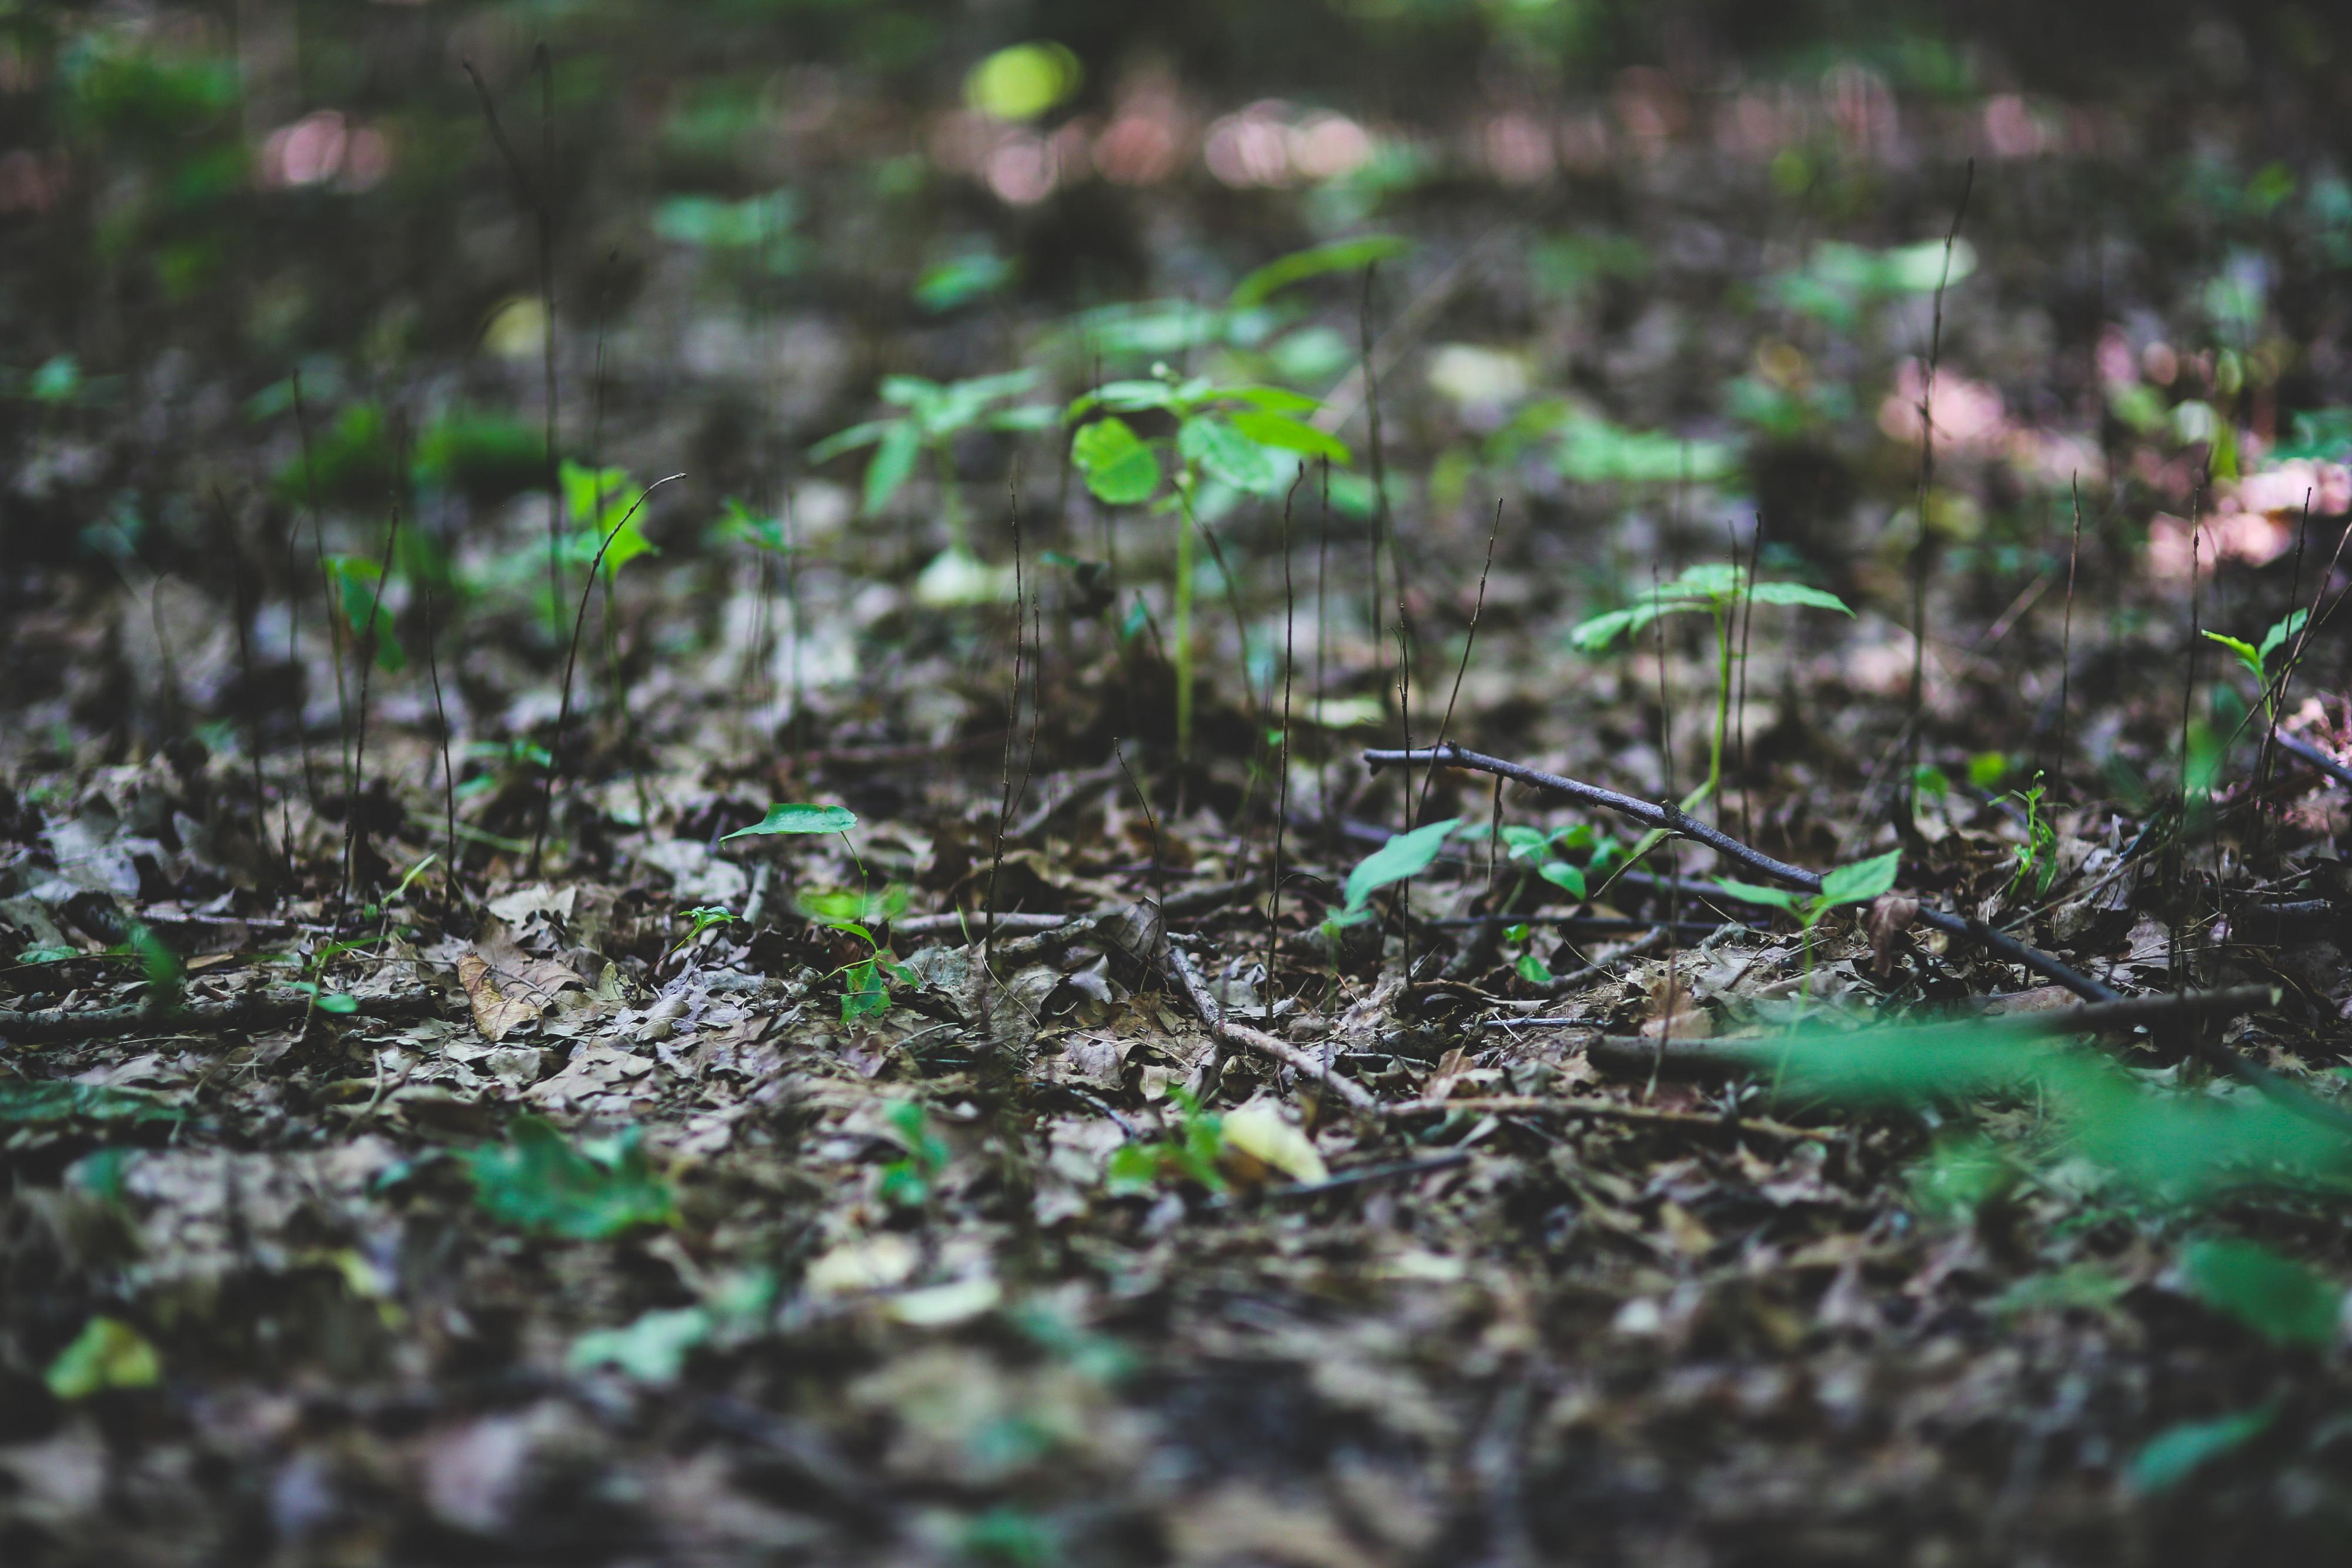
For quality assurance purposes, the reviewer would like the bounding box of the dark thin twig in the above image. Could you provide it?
[537,476,684,873]
[1906,158,1975,820]
[1271,473,1302,984]
[2057,473,2083,790]
[422,587,459,886]
[290,372,350,812]
[1417,499,1502,823]
[340,507,402,917]
[1369,741,2352,1132]
[211,488,272,882]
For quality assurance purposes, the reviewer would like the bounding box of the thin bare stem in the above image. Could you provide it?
[1907,158,1976,818]
[534,474,684,874]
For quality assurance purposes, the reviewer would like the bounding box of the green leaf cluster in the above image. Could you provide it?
[1571,562,1851,654]
[809,370,1055,520]
[1105,1088,1227,1196]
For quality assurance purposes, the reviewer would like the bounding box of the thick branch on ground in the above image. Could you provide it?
[1162,943,1378,1113]
[1367,743,2352,1133]
[0,989,447,1046]
[2278,732,2352,794]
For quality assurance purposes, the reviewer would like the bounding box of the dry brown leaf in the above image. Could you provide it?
[457,934,583,1041]
[1866,892,1920,976]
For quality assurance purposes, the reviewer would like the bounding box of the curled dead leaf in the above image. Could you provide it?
[457,934,583,1042]
[1866,893,1920,977]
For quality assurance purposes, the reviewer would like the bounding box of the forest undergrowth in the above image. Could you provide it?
[9,4,2352,1563]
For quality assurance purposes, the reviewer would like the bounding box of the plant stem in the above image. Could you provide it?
[1174,479,1197,761]
[1709,603,1733,820]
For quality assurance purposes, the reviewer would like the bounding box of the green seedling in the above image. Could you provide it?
[561,460,659,583]
[714,497,796,559]
[1070,366,1351,755]
[2203,607,2308,730]
[1717,848,1900,986]
[807,370,1057,601]
[796,884,917,1025]
[1573,561,1852,821]
[115,921,183,1013]
[45,1316,162,1402]
[877,1100,950,1207]
[1321,815,1461,940]
[2004,774,2059,899]
[1105,1086,1227,1196]
[668,904,738,957]
[321,554,405,673]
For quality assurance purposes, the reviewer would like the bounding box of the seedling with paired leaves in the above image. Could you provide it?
[1105,1087,1228,1196]
[1573,561,1853,818]
[877,1100,950,1208]
[807,370,1057,604]
[1071,366,1350,754]
[2004,774,2060,899]
[2203,607,2308,730]
[668,905,739,958]
[1718,848,1900,981]
[796,885,919,1025]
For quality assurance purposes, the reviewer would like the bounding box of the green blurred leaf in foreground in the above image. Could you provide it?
[470,1116,676,1239]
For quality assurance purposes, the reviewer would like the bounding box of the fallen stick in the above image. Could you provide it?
[2276,732,2352,793]
[1379,1094,1823,1144]
[0,988,446,1046]
[1162,942,1378,1113]
[893,875,1262,942]
[1366,743,2352,1133]
[1576,985,2281,1077]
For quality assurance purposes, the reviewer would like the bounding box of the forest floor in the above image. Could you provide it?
[10,11,2352,1564]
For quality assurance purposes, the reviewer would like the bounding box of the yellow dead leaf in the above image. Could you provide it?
[1220,1100,1329,1185]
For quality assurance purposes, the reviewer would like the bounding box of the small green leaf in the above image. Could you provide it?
[1745,580,1854,616]
[723,803,858,840]
[1342,817,1462,913]
[2260,609,2310,665]
[1500,824,1555,862]
[1071,417,1162,505]
[1538,860,1586,899]
[1230,234,1411,308]
[2183,1238,2343,1348]
[45,1315,161,1400]
[2201,629,2264,684]
[1715,878,1800,914]
[1515,951,1555,986]
[1819,850,1901,907]
[1178,414,1282,496]
[569,1306,713,1383]
[1229,410,1351,464]
[2128,1404,2277,1495]
[863,420,922,516]
[841,957,891,1024]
